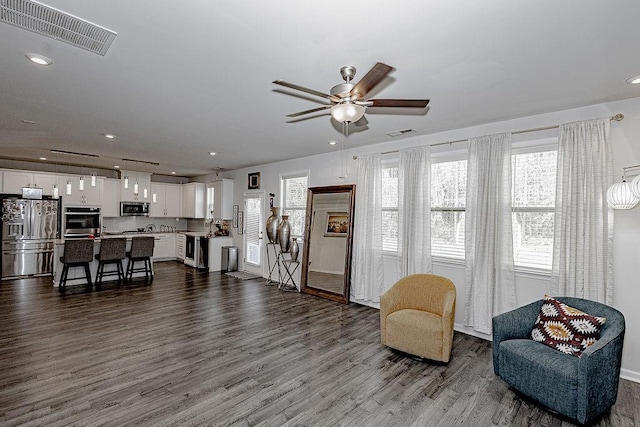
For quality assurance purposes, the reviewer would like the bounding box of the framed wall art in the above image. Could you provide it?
[324,212,349,237]
[248,172,260,189]
[232,204,239,228]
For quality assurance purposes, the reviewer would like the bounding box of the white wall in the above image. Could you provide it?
[198,96,640,381]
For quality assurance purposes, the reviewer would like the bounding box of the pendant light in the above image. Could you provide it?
[91,173,97,187]
[78,176,84,191]
[631,173,640,199]
[607,168,639,209]
[66,163,72,195]
[152,192,157,203]
[52,183,59,199]
[143,186,148,199]
[124,175,129,189]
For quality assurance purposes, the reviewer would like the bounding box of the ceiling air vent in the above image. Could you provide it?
[386,128,417,137]
[0,0,117,56]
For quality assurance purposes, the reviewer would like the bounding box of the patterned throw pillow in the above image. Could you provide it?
[531,295,607,357]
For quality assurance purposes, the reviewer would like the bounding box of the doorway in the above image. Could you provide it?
[242,192,264,276]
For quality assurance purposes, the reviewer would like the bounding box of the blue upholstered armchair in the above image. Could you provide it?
[492,297,625,425]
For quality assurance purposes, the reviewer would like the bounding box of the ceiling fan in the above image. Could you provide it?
[273,62,430,124]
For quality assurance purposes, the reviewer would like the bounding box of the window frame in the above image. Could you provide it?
[430,154,468,262]
[510,142,558,273]
[381,160,399,254]
[280,170,309,239]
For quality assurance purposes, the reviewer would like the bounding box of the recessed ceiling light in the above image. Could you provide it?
[627,75,640,85]
[113,165,120,169]
[209,151,217,156]
[328,141,337,145]
[39,157,47,161]
[22,119,36,124]
[171,171,176,175]
[104,133,116,139]
[25,53,53,66]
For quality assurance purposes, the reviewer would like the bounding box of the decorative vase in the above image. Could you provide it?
[277,215,291,252]
[266,207,281,244]
[289,237,299,262]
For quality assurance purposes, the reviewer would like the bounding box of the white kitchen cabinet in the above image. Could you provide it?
[210,179,234,220]
[120,170,152,202]
[2,170,60,196]
[150,183,182,218]
[152,233,176,261]
[181,182,206,219]
[62,176,103,206]
[102,178,120,217]
[209,237,233,271]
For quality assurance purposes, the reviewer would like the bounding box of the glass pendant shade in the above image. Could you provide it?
[143,186,148,199]
[134,182,139,195]
[66,180,72,195]
[606,180,639,209]
[52,184,59,199]
[78,177,84,191]
[152,192,157,204]
[631,174,640,199]
[330,103,365,123]
[91,173,96,187]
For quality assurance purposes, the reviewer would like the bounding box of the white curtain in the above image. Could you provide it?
[551,118,614,304]
[464,133,516,334]
[351,153,385,302]
[398,145,432,276]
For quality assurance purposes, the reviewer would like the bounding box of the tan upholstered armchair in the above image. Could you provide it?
[380,274,456,362]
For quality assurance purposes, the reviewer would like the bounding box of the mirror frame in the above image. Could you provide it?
[300,184,356,304]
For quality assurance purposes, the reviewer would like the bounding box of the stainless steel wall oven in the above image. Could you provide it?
[64,206,101,238]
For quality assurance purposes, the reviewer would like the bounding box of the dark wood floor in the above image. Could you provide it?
[0,262,638,427]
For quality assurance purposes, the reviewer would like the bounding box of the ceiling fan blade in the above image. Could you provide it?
[286,105,332,117]
[349,62,394,100]
[273,80,339,102]
[369,99,430,108]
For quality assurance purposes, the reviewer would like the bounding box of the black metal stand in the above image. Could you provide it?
[279,258,300,292]
[265,243,281,286]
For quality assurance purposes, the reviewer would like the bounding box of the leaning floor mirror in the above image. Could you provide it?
[300,184,355,304]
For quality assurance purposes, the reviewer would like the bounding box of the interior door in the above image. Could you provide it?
[243,192,263,276]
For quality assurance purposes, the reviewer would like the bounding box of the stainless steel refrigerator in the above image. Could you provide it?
[1,197,61,279]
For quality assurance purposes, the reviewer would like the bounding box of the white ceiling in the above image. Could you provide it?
[1,1,640,177]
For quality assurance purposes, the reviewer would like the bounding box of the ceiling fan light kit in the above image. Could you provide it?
[274,62,429,124]
[330,103,365,123]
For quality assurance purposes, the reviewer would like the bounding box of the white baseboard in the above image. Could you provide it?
[620,369,640,384]
[454,323,491,341]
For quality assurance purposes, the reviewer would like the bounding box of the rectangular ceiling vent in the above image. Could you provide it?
[0,0,117,56]
[386,128,417,137]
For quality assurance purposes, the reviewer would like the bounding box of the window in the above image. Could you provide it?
[378,144,557,271]
[511,150,557,270]
[381,166,399,252]
[281,172,308,237]
[431,160,467,259]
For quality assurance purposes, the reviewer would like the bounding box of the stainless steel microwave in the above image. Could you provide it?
[120,201,149,216]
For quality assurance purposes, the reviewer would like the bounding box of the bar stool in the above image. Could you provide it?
[126,236,155,283]
[95,238,127,286]
[59,239,94,290]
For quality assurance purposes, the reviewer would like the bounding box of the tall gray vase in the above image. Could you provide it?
[277,215,291,253]
[289,237,299,262]
[266,207,281,244]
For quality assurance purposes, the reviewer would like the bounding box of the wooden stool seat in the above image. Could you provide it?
[126,236,155,283]
[59,239,94,290]
[95,238,127,286]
